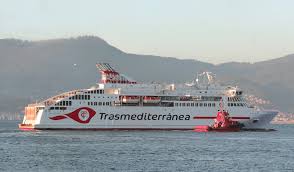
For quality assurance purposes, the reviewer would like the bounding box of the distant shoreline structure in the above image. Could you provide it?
[271,113,294,124]
[0,113,22,120]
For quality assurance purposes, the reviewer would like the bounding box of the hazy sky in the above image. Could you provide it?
[1,0,294,64]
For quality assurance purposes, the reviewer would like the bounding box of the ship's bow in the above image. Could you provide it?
[243,110,279,129]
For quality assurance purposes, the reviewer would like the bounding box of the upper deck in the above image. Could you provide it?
[26,63,246,109]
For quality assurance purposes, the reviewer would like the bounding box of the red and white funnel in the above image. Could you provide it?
[96,63,137,84]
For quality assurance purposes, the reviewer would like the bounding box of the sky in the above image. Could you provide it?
[0,0,294,64]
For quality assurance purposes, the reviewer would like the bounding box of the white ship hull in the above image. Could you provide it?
[20,106,278,130]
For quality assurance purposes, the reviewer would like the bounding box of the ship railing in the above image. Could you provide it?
[27,103,45,107]
[40,89,85,106]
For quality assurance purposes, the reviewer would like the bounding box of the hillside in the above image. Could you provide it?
[0,36,293,114]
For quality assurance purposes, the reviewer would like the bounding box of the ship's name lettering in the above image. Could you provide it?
[99,113,191,120]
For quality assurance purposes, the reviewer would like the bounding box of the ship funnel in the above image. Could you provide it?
[96,63,137,84]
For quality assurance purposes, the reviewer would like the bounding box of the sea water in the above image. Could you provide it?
[0,120,293,172]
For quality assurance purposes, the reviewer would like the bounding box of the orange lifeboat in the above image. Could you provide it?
[122,96,140,104]
[143,96,161,104]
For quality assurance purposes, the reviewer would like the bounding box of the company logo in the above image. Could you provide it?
[78,109,90,122]
[49,107,96,124]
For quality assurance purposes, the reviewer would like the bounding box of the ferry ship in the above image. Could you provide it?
[19,63,278,130]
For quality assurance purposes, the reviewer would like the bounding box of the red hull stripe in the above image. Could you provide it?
[32,128,193,131]
[49,115,67,120]
[231,117,250,119]
[194,116,216,119]
[194,116,250,119]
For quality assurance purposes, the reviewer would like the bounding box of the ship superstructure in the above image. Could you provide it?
[19,63,278,130]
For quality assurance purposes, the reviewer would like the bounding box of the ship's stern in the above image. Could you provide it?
[19,105,44,131]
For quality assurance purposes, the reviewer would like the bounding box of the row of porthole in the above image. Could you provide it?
[174,102,216,107]
[87,102,112,106]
